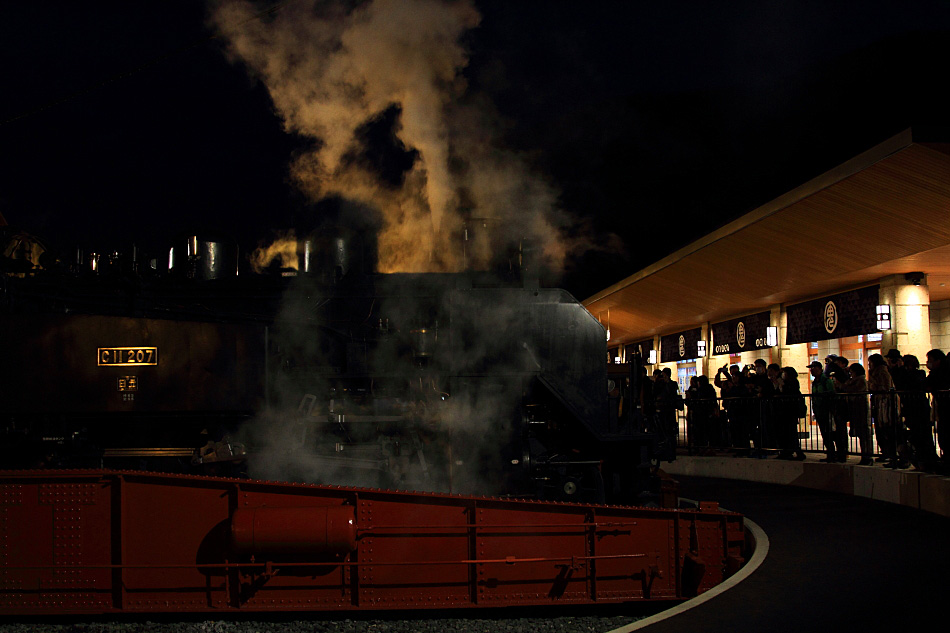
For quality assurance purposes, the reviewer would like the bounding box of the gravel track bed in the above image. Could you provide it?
[0,607,655,633]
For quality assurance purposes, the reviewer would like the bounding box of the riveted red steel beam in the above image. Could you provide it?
[0,470,746,615]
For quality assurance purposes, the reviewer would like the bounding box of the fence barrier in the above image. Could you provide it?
[658,389,944,468]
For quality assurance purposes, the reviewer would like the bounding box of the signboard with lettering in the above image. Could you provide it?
[98,347,159,366]
[785,285,879,344]
[711,311,772,355]
[660,328,702,363]
[627,338,655,364]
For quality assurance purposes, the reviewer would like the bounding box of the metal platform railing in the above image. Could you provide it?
[666,389,945,468]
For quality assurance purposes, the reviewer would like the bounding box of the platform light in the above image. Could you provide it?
[648,349,657,364]
[696,340,706,358]
[766,326,778,347]
[876,304,891,330]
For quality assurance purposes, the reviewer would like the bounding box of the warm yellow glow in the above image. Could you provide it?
[250,233,299,273]
[212,1,568,277]
[907,305,923,331]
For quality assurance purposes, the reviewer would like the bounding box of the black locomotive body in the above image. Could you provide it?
[0,232,661,504]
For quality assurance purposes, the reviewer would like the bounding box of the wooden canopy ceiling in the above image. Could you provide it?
[584,129,950,346]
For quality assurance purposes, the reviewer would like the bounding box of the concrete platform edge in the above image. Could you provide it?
[662,457,950,518]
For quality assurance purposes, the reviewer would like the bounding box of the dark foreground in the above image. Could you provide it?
[651,475,950,632]
[0,603,658,633]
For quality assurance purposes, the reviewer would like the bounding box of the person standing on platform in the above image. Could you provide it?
[885,349,908,390]
[902,354,937,471]
[685,376,700,454]
[716,364,747,453]
[843,362,872,465]
[747,359,774,456]
[868,353,901,466]
[831,355,851,380]
[654,367,680,453]
[776,367,806,460]
[809,360,844,462]
[828,355,851,454]
[639,365,655,430]
[766,363,786,451]
[885,349,911,463]
[925,349,950,464]
[697,374,720,450]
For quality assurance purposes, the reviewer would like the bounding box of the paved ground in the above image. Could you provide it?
[642,476,950,632]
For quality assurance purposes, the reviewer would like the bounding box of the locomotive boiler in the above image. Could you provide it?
[0,227,662,504]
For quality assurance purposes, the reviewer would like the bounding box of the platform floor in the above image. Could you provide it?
[621,475,950,632]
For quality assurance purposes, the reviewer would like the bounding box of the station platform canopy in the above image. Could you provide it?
[584,128,950,346]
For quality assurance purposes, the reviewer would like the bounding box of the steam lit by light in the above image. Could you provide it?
[250,234,299,273]
[212,0,572,276]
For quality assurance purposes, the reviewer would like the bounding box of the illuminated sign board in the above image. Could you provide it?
[98,347,159,366]
[785,286,879,344]
[711,311,772,355]
[117,376,138,391]
[660,328,702,363]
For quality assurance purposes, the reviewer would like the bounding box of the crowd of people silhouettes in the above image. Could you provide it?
[639,348,949,472]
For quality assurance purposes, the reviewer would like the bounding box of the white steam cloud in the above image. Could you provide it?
[210,0,570,273]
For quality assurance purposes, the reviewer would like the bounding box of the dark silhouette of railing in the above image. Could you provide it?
[669,389,943,470]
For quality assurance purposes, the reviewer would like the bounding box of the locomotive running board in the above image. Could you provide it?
[0,470,746,615]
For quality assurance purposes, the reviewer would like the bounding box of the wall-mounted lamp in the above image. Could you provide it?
[904,272,924,286]
[876,304,891,330]
[648,349,657,364]
[696,340,706,358]
[766,326,778,347]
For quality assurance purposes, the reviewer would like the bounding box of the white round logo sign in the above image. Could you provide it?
[823,301,838,334]
[736,322,746,348]
[678,335,686,357]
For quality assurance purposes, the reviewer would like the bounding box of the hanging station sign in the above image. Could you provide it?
[711,311,772,355]
[627,338,656,364]
[660,328,702,363]
[785,285,879,344]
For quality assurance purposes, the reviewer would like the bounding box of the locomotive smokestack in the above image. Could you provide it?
[169,235,239,280]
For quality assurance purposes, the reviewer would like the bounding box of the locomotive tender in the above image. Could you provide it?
[0,228,663,504]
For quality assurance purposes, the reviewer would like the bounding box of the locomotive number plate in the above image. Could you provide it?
[98,347,159,366]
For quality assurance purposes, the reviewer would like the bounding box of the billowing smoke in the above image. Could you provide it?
[229,272,540,495]
[249,230,298,272]
[209,0,593,494]
[210,0,569,274]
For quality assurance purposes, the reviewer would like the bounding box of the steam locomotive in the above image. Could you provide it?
[0,226,663,504]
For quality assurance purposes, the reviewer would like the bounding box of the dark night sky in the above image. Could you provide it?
[2,0,950,299]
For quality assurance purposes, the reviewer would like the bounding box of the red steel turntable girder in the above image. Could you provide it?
[0,470,746,614]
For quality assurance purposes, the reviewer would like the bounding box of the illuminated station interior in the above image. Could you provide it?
[585,128,950,393]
